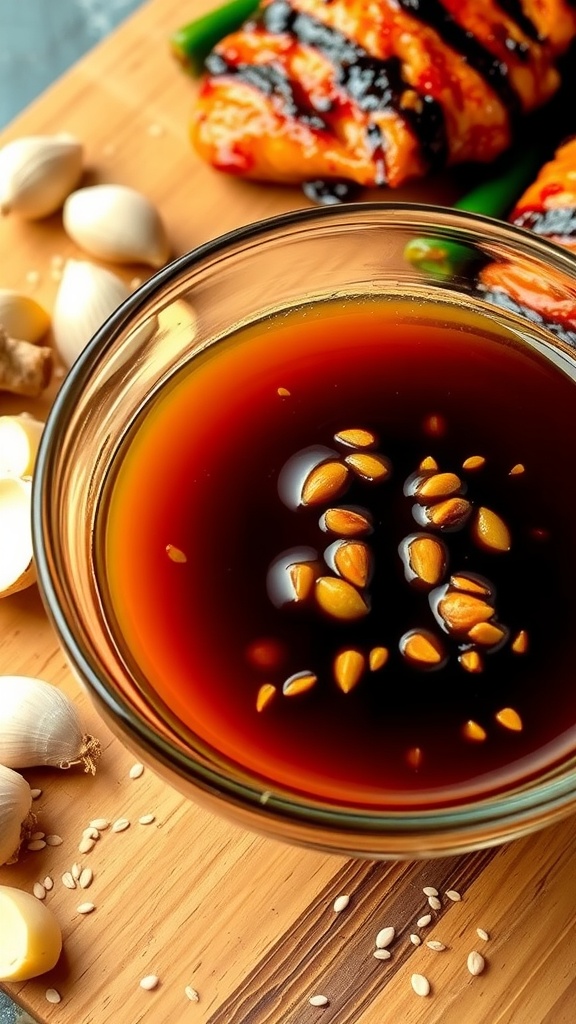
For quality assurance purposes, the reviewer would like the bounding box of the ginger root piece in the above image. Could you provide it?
[0,325,52,397]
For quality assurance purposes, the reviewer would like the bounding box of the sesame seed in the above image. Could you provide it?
[78,836,95,854]
[62,873,76,890]
[140,975,159,990]
[30,831,45,841]
[43,876,54,891]
[71,863,82,881]
[33,883,46,900]
[373,949,391,960]
[422,886,438,897]
[467,951,485,976]
[309,995,329,1007]
[30,788,42,799]
[77,902,95,915]
[417,914,432,928]
[333,894,350,913]
[89,818,110,831]
[375,926,395,949]
[46,834,63,846]
[138,814,156,825]
[45,989,61,1004]
[445,889,462,902]
[112,818,130,832]
[79,868,93,889]
[83,826,100,840]
[476,928,490,941]
[428,895,441,910]
[185,986,200,1002]
[129,763,145,779]
[27,840,46,851]
[410,934,421,946]
[426,940,446,951]
[411,973,431,997]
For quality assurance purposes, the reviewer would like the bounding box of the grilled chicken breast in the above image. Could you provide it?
[191,0,576,199]
[479,135,576,338]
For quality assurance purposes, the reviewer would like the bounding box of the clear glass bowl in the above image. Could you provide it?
[32,204,576,859]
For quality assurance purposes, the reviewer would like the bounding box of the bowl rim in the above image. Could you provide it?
[32,201,576,849]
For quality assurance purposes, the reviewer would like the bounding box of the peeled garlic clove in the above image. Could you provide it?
[0,886,62,980]
[0,476,35,596]
[0,764,34,866]
[0,133,83,219]
[53,258,131,367]
[63,184,170,267]
[0,413,44,477]
[0,289,50,343]
[0,676,101,773]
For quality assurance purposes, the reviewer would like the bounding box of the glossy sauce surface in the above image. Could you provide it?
[103,297,576,808]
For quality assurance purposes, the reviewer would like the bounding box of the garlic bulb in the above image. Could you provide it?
[0,133,83,219]
[0,413,44,477]
[0,763,34,866]
[0,476,35,597]
[63,184,170,267]
[0,886,62,980]
[0,289,50,343]
[0,676,101,773]
[52,258,131,367]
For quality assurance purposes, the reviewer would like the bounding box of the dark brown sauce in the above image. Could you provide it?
[103,297,576,810]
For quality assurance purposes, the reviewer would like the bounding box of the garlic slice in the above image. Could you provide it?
[52,258,131,367]
[0,289,50,343]
[63,183,170,267]
[0,413,44,477]
[0,676,101,773]
[0,133,83,219]
[0,764,34,866]
[0,476,35,596]
[0,886,62,980]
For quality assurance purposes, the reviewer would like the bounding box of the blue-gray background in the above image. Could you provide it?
[0,1,143,1017]
[0,0,144,129]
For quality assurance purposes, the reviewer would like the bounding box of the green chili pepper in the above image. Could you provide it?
[170,0,260,75]
[404,146,544,277]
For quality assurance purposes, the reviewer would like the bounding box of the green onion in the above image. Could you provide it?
[170,0,259,75]
[405,146,543,276]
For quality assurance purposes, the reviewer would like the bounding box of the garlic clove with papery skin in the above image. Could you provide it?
[0,413,44,477]
[0,133,83,219]
[0,289,50,343]
[63,183,170,267]
[0,676,101,773]
[0,764,34,867]
[52,258,131,367]
[0,476,36,597]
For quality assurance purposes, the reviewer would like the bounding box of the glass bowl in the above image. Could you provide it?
[32,203,576,859]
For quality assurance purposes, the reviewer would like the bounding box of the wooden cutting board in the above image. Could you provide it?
[1,2,576,1022]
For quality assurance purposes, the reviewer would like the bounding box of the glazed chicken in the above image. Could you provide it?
[479,135,576,340]
[191,0,576,199]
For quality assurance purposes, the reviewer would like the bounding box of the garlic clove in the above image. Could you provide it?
[0,289,50,343]
[0,886,62,980]
[0,133,83,219]
[0,764,34,867]
[0,413,44,477]
[0,476,35,596]
[0,676,101,773]
[52,258,131,367]
[63,183,170,267]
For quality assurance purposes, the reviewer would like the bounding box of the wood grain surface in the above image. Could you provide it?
[0,2,575,1022]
